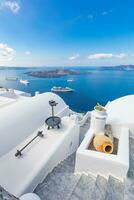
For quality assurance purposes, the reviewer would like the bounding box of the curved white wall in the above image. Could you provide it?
[106,94,134,137]
[106,95,134,124]
[0,92,70,157]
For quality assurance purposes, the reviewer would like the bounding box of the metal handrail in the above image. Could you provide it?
[15,131,44,157]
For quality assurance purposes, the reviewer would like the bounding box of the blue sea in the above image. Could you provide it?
[0,67,133,112]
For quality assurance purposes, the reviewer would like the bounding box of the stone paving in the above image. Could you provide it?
[35,121,134,200]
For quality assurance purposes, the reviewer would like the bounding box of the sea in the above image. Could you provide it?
[0,67,134,112]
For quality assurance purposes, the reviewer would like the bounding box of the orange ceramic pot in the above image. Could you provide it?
[93,135,113,154]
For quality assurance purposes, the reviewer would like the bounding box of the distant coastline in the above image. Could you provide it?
[0,64,134,72]
[26,69,91,78]
[99,65,134,71]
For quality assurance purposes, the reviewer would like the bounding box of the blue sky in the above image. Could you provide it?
[0,0,134,67]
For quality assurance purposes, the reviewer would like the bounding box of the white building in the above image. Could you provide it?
[0,90,133,200]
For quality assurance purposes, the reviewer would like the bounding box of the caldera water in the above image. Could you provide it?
[0,67,133,112]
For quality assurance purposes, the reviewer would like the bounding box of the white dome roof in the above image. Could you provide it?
[106,94,134,125]
[0,92,69,157]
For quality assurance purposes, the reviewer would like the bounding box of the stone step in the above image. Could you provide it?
[80,126,90,143]
[68,173,96,200]
[52,153,76,174]
[124,178,134,200]
[125,137,134,199]
[105,176,124,200]
[35,172,81,200]
[79,117,90,143]
[123,137,134,200]
[127,138,134,179]
[92,175,107,200]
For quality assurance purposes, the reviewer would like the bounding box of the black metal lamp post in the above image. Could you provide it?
[49,100,58,121]
[45,100,61,129]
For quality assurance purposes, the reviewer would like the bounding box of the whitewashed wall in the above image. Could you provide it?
[0,92,70,157]
[106,95,134,137]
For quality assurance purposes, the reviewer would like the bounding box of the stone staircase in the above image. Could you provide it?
[79,117,91,144]
[35,136,134,200]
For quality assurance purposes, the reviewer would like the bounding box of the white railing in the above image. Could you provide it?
[56,107,91,127]
[78,111,91,126]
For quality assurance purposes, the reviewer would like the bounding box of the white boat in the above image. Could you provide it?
[20,79,29,85]
[5,76,18,81]
[51,86,74,93]
[67,79,74,82]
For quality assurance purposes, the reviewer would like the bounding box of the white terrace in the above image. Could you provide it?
[0,91,133,200]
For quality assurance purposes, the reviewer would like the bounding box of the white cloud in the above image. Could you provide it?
[74,15,82,21]
[88,53,113,60]
[67,15,83,25]
[88,14,94,19]
[68,53,80,60]
[115,53,127,59]
[88,53,128,60]
[1,0,20,14]
[0,43,16,61]
[25,51,31,56]
[102,11,108,16]
[101,10,114,16]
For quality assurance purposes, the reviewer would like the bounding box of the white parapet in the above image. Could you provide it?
[75,126,129,181]
[35,91,40,96]
[0,116,80,197]
[0,92,70,157]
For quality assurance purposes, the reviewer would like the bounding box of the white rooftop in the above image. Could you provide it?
[0,96,16,107]
[106,94,134,125]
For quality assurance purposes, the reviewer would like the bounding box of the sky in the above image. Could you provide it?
[0,0,134,67]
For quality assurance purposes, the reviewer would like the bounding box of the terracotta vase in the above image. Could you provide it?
[93,135,113,154]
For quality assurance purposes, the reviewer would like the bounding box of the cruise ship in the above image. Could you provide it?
[0,88,133,200]
[20,79,30,85]
[51,86,74,93]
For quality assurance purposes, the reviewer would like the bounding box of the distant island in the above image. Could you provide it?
[26,69,90,78]
[99,65,134,71]
[25,65,134,78]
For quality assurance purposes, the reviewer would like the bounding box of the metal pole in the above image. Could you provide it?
[15,131,44,157]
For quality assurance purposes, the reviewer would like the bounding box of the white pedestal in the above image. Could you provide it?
[90,110,107,134]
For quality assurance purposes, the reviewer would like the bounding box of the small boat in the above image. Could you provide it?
[67,79,74,82]
[51,86,74,93]
[20,79,29,85]
[5,76,17,81]
[0,86,9,91]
